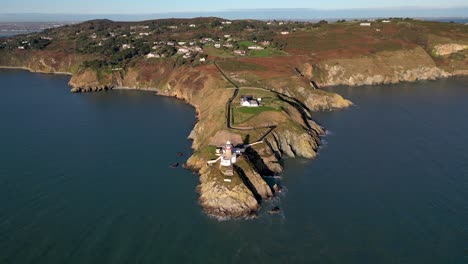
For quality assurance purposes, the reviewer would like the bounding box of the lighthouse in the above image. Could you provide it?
[220,141,236,167]
[207,140,262,177]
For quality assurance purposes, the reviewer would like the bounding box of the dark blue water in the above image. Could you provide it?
[0,70,467,264]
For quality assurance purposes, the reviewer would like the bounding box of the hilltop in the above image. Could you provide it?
[0,17,467,218]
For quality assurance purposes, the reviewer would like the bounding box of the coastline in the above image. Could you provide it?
[113,86,159,92]
[0,66,73,76]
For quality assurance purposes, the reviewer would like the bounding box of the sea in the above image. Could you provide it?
[0,69,467,263]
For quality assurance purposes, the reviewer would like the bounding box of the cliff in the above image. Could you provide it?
[308,47,464,87]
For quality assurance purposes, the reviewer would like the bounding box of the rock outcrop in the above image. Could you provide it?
[313,47,454,87]
[433,44,468,56]
[197,165,259,219]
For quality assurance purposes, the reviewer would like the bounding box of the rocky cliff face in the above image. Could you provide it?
[433,43,468,56]
[311,47,459,87]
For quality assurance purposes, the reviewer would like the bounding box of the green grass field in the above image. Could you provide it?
[248,48,288,57]
[203,45,234,58]
[232,106,280,125]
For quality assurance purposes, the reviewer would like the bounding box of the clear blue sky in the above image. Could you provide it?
[2,0,467,14]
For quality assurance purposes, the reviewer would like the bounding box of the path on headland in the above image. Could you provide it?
[214,61,277,141]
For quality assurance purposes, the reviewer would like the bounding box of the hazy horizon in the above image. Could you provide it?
[1,7,467,22]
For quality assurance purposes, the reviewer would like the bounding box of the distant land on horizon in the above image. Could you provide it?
[1,7,467,22]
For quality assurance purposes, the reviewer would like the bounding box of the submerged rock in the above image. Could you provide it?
[268,206,281,215]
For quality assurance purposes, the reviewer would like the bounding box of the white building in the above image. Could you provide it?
[281,31,290,35]
[199,57,206,62]
[234,50,246,56]
[146,52,160,58]
[122,44,133,49]
[240,96,259,107]
[177,47,190,53]
[248,46,264,50]
[178,41,186,45]
[360,23,372,26]
[221,21,232,25]
[214,43,221,48]
[189,24,197,28]
[223,43,233,48]
[382,20,391,23]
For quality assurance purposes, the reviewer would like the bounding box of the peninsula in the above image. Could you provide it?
[1,17,467,218]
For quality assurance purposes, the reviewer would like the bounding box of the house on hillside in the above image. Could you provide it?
[146,52,161,58]
[177,47,190,53]
[360,22,372,26]
[189,24,196,28]
[234,50,246,56]
[382,20,391,23]
[248,46,264,50]
[122,44,133,49]
[240,96,259,107]
[281,31,290,35]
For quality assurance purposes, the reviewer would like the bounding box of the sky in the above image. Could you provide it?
[2,0,468,14]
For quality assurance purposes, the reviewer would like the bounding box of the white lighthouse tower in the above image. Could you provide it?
[207,140,264,178]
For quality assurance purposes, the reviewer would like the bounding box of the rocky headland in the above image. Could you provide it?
[1,17,466,219]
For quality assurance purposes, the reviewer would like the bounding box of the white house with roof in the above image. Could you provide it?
[146,52,161,58]
[248,46,264,50]
[177,47,190,53]
[234,50,246,56]
[240,96,259,107]
[122,44,133,49]
[360,22,372,26]
[281,31,290,35]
